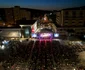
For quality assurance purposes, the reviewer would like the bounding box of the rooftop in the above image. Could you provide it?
[62,6,85,10]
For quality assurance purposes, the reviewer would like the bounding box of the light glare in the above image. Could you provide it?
[32,33,37,37]
[54,33,59,37]
[1,45,5,49]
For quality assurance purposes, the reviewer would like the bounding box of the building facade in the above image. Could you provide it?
[56,11,62,26]
[20,9,31,20]
[0,6,31,26]
[5,8,14,25]
[56,7,85,26]
[13,6,21,22]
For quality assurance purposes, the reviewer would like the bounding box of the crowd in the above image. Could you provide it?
[0,40,84,70]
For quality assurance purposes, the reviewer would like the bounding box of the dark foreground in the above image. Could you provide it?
[0,40,85,70]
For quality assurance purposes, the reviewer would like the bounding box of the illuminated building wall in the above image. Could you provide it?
[13,6,21,22]
[20,10,31,20]
[0,6,51,26]
[5,8,14,25]
[13,6,31,23]
[56,7,85,26]
[62,10,85,26]
[56,11,62,26]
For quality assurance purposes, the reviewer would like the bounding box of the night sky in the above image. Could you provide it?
[0,0,85,10]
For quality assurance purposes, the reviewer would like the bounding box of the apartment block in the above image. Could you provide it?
[56,7,85,26]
